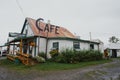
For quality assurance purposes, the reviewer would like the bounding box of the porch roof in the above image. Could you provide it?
[7,36,36,44]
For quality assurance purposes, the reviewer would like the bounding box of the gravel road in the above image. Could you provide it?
[0,59,120,80]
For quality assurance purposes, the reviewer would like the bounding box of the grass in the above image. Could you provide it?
[34,59,111,71]
[0,59,112,72]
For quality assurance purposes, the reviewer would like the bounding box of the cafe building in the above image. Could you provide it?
[7,17,102,58]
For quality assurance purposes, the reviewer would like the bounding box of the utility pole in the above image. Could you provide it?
[36,18,44,56]
[38,21,40,56]
[89,32,92,41]
[45,20,50,60]
[89,32,92,50]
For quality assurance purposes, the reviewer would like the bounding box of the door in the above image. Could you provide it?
[112,49,117,58]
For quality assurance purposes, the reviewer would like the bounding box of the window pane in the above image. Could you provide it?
[73,42,80,49]
[53,42,59,49]
[90,44,94,49]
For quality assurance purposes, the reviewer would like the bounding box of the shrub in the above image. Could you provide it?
[53,49,103,63]
[54,55,67,63]
[34,56,45,63]
[77,50,103,61]
[38,52,45,58]
[49,49,59,58]
[54,49,78,63]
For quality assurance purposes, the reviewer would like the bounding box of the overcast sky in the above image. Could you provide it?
[0,0,120,45]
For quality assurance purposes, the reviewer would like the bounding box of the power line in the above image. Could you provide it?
[15,0,25,18]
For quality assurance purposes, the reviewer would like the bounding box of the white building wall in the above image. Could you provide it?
[80,42,90,50]
[47,40,73,52]
[36,37,46,56]
[27,25,34,36]
[80,42,99,51]
[109,50,112,57]
[99,43,104,53]
[47,40,73,58]
[22,23,34,36]
[39,38,46,53]
[94,44,99,50]
[59,40,73,51]
[47,40,100,57]
[35,38,101,58]
[117,50,120,57]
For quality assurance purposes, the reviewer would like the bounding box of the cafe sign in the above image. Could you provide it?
[36,18,60,34]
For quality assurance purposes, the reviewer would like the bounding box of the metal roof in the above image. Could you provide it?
[22,18,76,38]
[107,43,120,49]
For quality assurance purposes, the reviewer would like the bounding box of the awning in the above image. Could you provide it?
[7,36,36,44]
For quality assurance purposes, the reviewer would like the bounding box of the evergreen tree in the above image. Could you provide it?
[109,36,119,43]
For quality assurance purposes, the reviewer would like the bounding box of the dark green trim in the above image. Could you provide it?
[21,18,27,34]
[48,37,99,44]
[34,35,47,38]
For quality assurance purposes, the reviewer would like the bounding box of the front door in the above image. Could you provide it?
[112,49,117,58]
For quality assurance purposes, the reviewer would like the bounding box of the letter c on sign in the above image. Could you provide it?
[36,18,44,31]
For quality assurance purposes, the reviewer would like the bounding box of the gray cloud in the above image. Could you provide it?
[0,0,120,45]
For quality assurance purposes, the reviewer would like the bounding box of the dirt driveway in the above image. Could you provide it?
[0,59,120,80]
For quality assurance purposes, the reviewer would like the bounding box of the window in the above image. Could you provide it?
[53,42,59,50]
[73,42,80,49]
[90,44,94,50]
